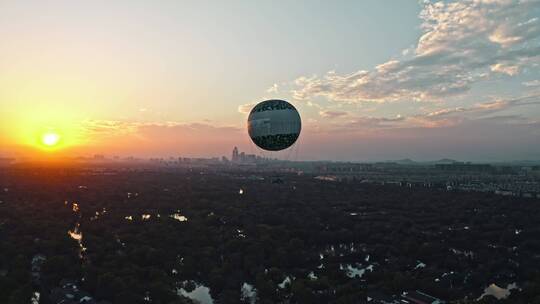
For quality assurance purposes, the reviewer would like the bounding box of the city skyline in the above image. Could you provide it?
[1,0,540,161]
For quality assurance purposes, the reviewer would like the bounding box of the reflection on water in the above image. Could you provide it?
[90,208,107,221]
[177,281,214,304]
[68,223,87,259]
[68,227,82,241]
[241,282,257,304]
[340,263,374,278]
[72,203,79,213]
[236,229,246,238]
[415,261,426,269]
[278,276,292,289]
[144,291,151,302]
[171,212,188,222]
[478,283,519,300]
[30,291,40,304]
[90,211,100,221]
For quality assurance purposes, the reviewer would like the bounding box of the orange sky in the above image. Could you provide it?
[1,1,539,161]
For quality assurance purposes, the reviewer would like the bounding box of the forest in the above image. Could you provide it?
[1,167,539,303]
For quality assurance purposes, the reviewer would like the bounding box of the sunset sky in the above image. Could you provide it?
[1,0,539,161]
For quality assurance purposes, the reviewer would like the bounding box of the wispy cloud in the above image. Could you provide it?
[81,120,138,137]
[77,120,243,157]
[81,120,241,138]
[238,103,256,114]
[266,83,279,93]
[319,110,349,118]
[523,79,540,87]
[321,94,540,132]
[292,0,540,103]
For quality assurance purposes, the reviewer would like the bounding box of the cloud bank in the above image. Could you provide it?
[293,0,540,103]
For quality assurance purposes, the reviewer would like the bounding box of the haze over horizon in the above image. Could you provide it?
[1,0,540,162]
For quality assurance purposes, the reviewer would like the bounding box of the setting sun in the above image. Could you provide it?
[41,132,60,147]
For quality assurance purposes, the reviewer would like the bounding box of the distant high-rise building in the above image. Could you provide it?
[232,147,239,162]
[231,146,266,164]
[239,152,245,162]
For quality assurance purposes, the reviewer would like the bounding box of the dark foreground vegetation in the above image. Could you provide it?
[0,167,539,303]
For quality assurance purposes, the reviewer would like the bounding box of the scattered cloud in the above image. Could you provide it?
[322,94,540,131]
[292,0,540,103]
[81,120,241,138]
[319,110,349,118]
[410,94,540,127]
[81,120,138,137]
[266,83,279,93]
[490,63,520,76]
[337,115,407,130]
[523,79,540,87]
[238,103,256,114]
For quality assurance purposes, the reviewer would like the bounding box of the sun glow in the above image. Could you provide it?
[41,132,61,147]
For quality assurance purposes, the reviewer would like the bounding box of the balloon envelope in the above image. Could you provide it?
[247,99,301,151]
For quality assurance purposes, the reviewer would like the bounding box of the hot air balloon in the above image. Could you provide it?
[247,99,301,151]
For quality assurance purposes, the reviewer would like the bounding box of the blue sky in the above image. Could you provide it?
[1,0,539,161]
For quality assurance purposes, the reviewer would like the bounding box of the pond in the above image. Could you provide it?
[478,283,519,300]
[241,282,257,304]
[67,223,86,259]
[31,292,40,304]
[340,263,374,278]
[177,282,214,304]
[278,276,292,289]
[171,213,188,222]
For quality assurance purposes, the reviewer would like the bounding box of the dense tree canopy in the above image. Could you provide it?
[0,168,539,303]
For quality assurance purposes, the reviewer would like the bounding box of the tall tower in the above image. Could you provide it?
[232,147,239,162]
